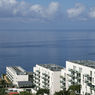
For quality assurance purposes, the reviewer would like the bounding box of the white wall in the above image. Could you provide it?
[33,65,62,95]
[6,67,29,86]
[66,61,95,95]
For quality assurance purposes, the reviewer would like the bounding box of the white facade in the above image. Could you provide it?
[66,60,95,95]
[60,68,66,90]
[33,64,63,95]
[6,66,28,86]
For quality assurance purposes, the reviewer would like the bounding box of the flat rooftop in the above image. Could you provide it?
[38,64,63,71]
[18,81,33,87]
[69,60,95,69]
[8,66,26,75]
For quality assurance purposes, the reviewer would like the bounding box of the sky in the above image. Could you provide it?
[0,0,95,29]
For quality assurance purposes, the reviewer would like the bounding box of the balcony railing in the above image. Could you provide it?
[69,69,81,75]
[42,73,48,76]
[60,80,65,84]
[85,80,89,84]
[36,70,40,73]
[61,85,66,89]
[76,76,81,80]
[87,83,92,87]
[91,85,95,91]
[68,74,75,78]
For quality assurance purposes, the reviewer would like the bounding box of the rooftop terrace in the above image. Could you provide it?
[70,60,95,69]
[38,64,63,71]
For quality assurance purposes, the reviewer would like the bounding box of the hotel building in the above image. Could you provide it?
[6,66,28,86]
[66,60,95,95]
[33,64,63,95]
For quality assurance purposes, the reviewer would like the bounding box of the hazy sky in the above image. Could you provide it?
[0,0,95,29]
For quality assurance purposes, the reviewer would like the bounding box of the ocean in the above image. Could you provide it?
[0,29,95,74]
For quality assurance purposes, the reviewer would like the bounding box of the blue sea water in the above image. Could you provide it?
[0,29,95,74]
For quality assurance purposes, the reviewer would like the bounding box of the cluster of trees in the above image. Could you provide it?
[54,85,81,95]
[0,79,7,95]
[36,88,49,95]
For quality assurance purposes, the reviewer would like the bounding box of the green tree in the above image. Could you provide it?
[36,89,49,95]
[20,91,33,95]
[54,90,64,95]
[68,84,81,95]
[54,84,81,95]
[0,79,7,88]
[0,88,6,95]
[54,89,70,95]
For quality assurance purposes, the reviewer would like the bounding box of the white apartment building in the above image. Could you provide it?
[33,64,63,95]
[60,68,66,90]
[6,66,28,86]
[66,60,95,95]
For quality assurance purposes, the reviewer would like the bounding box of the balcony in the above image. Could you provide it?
[75,71,80,74]
[76,76,81,80]
[36,77,40,81]
[42,76,48,79]
[76,73,81,77]
[61,85,66,89]
[36,81,40,85]
[69,69,77,73]
[42,85,46,88]
[42,81,48,84]
[36,70,40,73]
[85,74,92,78]
[91,85,95,91]
[69,69,74,72]
[42,85,49,89]
[85,80,89,84]
[85,74,92,81]
[68,79,75,83]
[75,82,81,85]
[87,83,92,87]
[42,73,48,76]
[68,74,75,78]
[60,76,65,81]
[36,73,40,77]
[60,80,65,84]
[33,72,36,76]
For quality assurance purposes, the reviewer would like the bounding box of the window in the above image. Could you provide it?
[90,71,92,76]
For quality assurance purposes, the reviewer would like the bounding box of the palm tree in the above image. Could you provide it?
[68,84,81,95]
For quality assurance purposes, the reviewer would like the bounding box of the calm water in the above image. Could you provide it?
[0,29,95,74]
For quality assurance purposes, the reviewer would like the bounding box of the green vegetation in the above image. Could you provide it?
[36,88,49,95]
[0,79,7,95]
[0,88,6,95]
[0,79,7,88]
[54,84,81,95]
[19,91,33,95]
[68,84,81,95]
